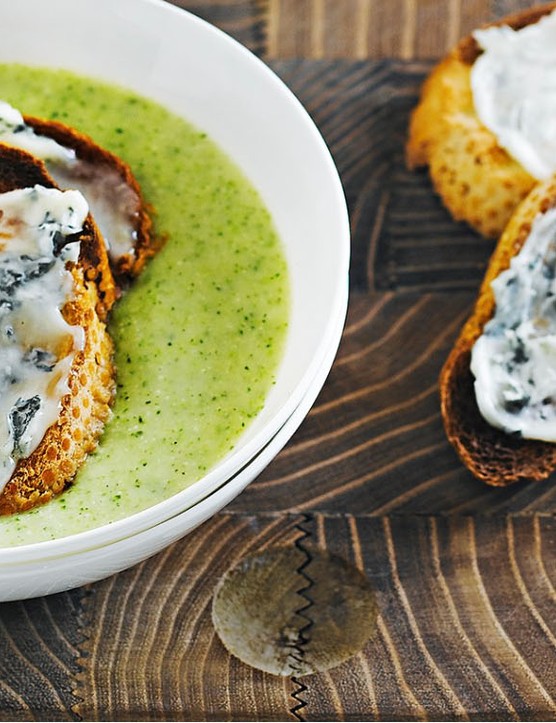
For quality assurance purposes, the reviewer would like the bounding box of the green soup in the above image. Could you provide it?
[0,65,289,546]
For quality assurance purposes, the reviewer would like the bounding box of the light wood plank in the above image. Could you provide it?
[264,0,533,59]
[302,515,556,720]
[75,514,303,721]
[66,513,556,721]
[168,0,267,55]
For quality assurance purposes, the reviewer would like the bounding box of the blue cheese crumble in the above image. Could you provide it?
[471,10,556,180]
[0,185,88,490]
[471,207,556,441]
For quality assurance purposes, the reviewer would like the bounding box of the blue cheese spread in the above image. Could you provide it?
[0,101,139,263]
[471,207,556,441]
[470,10,556,180]
[0,185,88,490]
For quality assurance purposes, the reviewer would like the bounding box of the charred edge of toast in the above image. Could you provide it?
[24,115,157,283]
[440,348,556,486]
[457,1,556,65]
[0,145,116,514]
[440,177,556,485]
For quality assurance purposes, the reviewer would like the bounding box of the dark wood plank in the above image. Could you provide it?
[230,291,556,516]
[167,0,267,55]
[0,589,87,721]
[267,59,493,294]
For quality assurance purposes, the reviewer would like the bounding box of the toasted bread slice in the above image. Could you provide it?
[19,115,155,284]
[440,175,556,485]
[0,146,116,514]
[406,2,556,239]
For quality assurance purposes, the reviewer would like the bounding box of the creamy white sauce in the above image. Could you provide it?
[0,185,88,490]
[0,101,138,263]
[470,10,556,180]
[472,207,556,441]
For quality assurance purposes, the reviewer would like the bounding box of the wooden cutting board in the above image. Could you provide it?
[1,1,555,720]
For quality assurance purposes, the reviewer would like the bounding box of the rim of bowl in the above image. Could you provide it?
[0,0,350,561]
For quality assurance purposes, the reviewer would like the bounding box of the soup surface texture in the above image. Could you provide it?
[0,65,289,546]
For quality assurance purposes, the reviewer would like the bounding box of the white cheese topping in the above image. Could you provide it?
[471,207,556,441]
[0,101,75,165]
[0,185,88,490]
[0,101,139,263]
[470,10,556,180]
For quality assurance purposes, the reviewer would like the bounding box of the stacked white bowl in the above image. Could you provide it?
[0,0,349,601]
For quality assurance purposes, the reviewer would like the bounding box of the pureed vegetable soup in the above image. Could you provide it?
[0,65,289,546]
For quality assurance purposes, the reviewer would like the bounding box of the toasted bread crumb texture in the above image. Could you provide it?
[79,216,119,320]
[406,3,556,239]
[0,146,116,515]
[0,269,115,515]
[440,176,556,485]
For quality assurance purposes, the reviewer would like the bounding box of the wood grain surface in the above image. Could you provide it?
[264,0,533,59]
[1,0,555,721]
[0,589,86,721]
[2,514,553,720]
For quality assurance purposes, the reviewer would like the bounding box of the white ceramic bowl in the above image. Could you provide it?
[0,0,349,590]
[0,287,347,601]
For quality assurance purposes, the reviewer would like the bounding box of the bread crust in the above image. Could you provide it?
[406,2,556,239]
[440,175,556,486]
[24,115,157,284]
[0,146,116,514]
